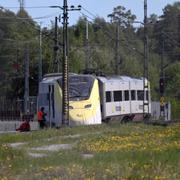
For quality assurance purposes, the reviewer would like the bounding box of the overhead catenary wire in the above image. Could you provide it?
[0,38,38,44]
[79,11,116,42]
[0,7,60,34]
[79,11,94,22]
[1,6,62,9]
[79,12,113,43]
[1,5,146,57]
[79,10,142,56]
[80,12,150,63]
[81,7,97,19]
[0,11,60,20]
[79,10,139,70]
[80,8,133,43]
[162,32,180,47]
[81,6,174,58]
[80,7,172,59]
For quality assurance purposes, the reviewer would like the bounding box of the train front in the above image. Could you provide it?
[69,75,102,125]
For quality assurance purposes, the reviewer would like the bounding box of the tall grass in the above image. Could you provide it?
[0,123,179,179]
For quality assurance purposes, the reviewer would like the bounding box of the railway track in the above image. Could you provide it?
[144,120,180,126]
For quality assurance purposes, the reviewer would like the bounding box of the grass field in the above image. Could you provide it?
[0,123,179,179]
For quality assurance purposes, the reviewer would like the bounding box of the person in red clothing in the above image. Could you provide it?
[37,107,47,129]
[16,119,30,132]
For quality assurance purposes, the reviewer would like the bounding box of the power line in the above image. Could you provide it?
[1,6,60,9]
[79,11,115,42]
[0,55,15,58]
[79,10,144,72]
[80,6,150,71]
[81,5,153,61]
[0,38,37,43]
[162,32,180,47]
[81,7,97,19]
[79,11,94,22]
[80,8,124,43]
[0,12,59,20]
[79,11,141,56]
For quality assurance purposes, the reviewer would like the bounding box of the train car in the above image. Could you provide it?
[98,76,151,122]
[38,73,151,126]
[37,73,101,127]
[37,73,63,127]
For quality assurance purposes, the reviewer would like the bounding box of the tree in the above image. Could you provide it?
[153,2,180,61]
[108,6,136,28]
[0,8,40,98]
[165,62,180,99]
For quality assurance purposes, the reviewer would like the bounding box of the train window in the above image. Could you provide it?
[106,91,111,102]
[137,90,144,100]
[131,90,136,100]
[113,91,122,102]
[124,90,129,101]
[38,93,49,106]
[146,91,149,101]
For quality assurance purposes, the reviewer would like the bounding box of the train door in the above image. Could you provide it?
[121,81,130,115]
[53,82,62,127]
[130,81,139,114]
[133,81,144,114]
[104,82,117,117]
[47,85,55,127]
[111,81,124,117]
[47,83,62,127]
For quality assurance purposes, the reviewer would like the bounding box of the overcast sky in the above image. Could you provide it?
[0,0,177,27]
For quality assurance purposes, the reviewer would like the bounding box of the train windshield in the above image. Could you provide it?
[57,75,94,101]
[69,76,94,101]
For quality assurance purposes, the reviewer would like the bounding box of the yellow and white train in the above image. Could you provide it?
[37,73,151,127]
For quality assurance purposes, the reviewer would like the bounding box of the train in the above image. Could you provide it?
[37,73,151,127]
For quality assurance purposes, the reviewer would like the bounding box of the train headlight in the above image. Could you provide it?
[84,104,92,109]
[69,106,74,109]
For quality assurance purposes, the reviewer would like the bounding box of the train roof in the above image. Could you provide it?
[43,73,77,78]
[41,73,96,83]
[41,76,61,83]
[41,73,75,82]
[97,76,148,83]
[41,73,148,84]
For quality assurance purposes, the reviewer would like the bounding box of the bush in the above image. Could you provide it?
[171,99,180,120]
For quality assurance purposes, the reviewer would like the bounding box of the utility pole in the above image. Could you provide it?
[50,3,81,126]
[160,32,165,119]
[16,47,20,74]
[143,0,149,121]
[53,16,60,73]
[107,13,120,75]
[85,18,89,70]
[115,21,120,75]
[62,0,69,125]
[38,24,42,82]
[18,0,25,11]
[24,44,29,113]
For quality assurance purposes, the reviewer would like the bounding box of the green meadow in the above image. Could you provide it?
[0,123,179,179]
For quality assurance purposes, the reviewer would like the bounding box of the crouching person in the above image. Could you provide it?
[16,119,30,132]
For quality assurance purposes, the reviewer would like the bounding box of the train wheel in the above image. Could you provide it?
[103,118,111,123]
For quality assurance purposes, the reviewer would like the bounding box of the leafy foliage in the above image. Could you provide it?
[0,2,179,117]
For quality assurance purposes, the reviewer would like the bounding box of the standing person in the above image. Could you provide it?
[37,107,47,129]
